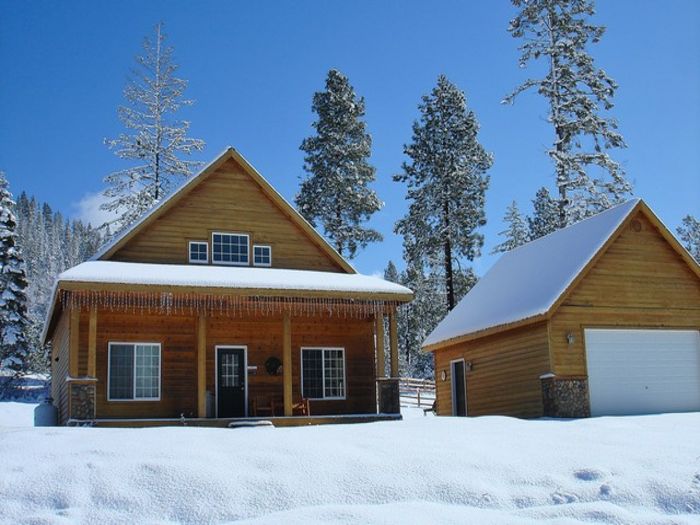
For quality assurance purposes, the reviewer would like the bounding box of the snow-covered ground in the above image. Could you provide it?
[1,402,699,524]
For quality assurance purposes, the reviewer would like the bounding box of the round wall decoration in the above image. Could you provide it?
[264,356,282,376]
[441,370,447,381]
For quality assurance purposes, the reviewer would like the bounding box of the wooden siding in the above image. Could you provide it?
[109,157,345,272]
[50,310,70,424]
[433,322,550,418]
[551,212,700,376]
[70,309,375,420]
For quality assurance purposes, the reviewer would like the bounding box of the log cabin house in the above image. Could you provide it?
[42,147,412,426]
[424,199,700,418]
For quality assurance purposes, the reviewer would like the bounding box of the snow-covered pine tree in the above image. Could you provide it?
[14,192,105,373]
[395,75,491,310]
[103,22,205,233]
[492,201,529,254]
[677,215,700,262]
[296,69,382,259]
[528,186,560,240]
[504,0,632,226]
[0,172,30,381]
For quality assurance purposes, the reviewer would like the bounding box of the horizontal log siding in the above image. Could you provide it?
[207,314,376,416]
[551,212,700,376]
[77,309,374,420]
[50,310,70,424]
[94,311,197,419]
[434,322,550,418]
[110,158,344,272]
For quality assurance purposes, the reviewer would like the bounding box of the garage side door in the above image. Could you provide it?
[584,329,700,416]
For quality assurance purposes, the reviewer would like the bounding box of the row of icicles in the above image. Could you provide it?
[59,290,402,319]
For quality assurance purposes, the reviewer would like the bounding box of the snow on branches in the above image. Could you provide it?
[504,0,632,226]
[103,22,205,233]
[296,69,382,259]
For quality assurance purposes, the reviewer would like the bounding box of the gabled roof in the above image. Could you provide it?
[93,147,355,274]
[423,198,700,351]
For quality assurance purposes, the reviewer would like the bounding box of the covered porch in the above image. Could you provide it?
[47,268,410,425]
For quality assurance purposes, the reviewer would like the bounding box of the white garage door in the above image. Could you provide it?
[584,329,700,416]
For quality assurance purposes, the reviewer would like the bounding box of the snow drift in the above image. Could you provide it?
[0,405,699,524]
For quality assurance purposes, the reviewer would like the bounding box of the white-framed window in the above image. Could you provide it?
[188,241,208,264]
[301,347,346,400]
[212,232,249,265]
[108,342,161,401]
[253,245,272,267]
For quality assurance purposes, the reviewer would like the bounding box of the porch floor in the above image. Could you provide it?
[77,413,402,428]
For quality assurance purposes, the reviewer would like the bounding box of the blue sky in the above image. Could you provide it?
[1,0,698,276]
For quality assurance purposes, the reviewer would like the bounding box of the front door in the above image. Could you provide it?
[451,360,467,416]
[217,346,246,417]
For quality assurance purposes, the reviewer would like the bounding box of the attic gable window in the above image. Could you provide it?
[253,245,272,267]
[189,241,208,264]
[212,232,249,265]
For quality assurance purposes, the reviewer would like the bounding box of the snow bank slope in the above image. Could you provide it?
[1,413,699,524]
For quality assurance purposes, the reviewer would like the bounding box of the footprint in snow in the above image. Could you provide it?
[551,490,578,504]
[599,484,613,498]
[573,468,604,481]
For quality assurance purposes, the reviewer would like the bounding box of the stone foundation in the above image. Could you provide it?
[69,381,96,421]
[541,375,590,418]
[377,378,400,414]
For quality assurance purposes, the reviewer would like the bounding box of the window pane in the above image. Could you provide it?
[302,349,323,399]
[109,344,134,400]
[323,349,345,398]
[135,344,160,399]
[212,233,249,264]
[220,352,241,387]
[254,246,271,266]
[190,242,207,263]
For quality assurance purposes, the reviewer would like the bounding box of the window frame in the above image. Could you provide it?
[252,244,272,267]
[107,342,162,402]
[211,231,250,266]
[188,240,209,264]
[300,347,347,400]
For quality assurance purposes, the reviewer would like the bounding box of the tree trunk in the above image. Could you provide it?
[443,201,455,311]
[547,10,568,229]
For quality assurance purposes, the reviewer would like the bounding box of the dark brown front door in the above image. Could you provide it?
[452,360,467,416]
[217,347,246,417]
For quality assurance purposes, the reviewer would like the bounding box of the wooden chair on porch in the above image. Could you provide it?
[251,395,310,417]
[251,395,280,417]
[293,397,311,416]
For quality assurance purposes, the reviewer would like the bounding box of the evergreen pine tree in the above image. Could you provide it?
[103,22,205,232]
[677,215,700,261]
[493,201,530,254]
[504,0,632,225]
[395,75,491,310]
[13,192,105,373]
[0,172,30,380]
[528,186,560,240]
[296,69,382,259]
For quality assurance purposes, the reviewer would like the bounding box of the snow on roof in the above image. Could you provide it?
[423,199,641,348]
[58,261,412,298]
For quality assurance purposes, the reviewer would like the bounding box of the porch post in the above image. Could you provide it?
[375,314,386,378]
[87,306,97,377]
[69,306,80,377]
[389,309,399,378]
[197,314,207,418]
[283,312,292,416]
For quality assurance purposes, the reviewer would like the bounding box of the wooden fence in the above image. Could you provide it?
[399,377,436,408]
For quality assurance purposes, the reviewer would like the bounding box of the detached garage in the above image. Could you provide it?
[424,199,700,418]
